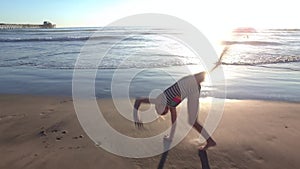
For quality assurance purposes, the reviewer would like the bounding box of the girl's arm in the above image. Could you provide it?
[133,98,150,127]
[165,107,177,141]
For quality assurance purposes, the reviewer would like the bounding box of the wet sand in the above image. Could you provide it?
[0,94,299,169]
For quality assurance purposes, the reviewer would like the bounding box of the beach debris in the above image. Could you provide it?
[40,112,46,116]
[61,130,68,134]
[51,129,58,133]
[38,130,47,137]
[44,143,50,148]
[56,136,63,141]
[73,135,84,139]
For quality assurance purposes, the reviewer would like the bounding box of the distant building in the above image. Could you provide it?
[42,21,56,28]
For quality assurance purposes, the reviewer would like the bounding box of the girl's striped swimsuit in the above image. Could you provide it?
[162,75,201,107]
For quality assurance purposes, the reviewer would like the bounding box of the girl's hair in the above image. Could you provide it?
[195,72,206,83]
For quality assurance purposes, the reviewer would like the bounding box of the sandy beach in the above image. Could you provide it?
[0,94,299,169]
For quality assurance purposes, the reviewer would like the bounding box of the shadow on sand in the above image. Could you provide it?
[198,150,211,169]
[157,140,211,169]
[157,139,171,169]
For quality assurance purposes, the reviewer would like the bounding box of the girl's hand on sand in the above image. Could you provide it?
[133,110,143,128]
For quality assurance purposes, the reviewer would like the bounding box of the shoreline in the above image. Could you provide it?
[0,93,299,104]
[1,64,299,103]
[0,94,299,169]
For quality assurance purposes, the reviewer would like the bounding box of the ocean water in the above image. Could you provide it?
[0,27,299,102]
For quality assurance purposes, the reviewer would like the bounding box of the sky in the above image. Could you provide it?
[1,0,299,30]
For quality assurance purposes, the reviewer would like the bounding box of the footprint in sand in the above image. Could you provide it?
[40,112,51,119]
[266,135,277,142]
[59,100,68,104]
[0,113,27,120]
[39,108,55,119]
[67,146,81,150]
[244,147,264,163]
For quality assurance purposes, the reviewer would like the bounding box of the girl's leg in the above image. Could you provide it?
[193,121,216,150]
[133,98,152,127]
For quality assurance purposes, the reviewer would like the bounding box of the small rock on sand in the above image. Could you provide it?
[38,130,47,137]
[56,136,63,141]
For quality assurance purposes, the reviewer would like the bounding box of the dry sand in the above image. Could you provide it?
[0,94,299,169]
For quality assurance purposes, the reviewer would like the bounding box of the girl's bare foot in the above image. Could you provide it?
[199,139,216,150]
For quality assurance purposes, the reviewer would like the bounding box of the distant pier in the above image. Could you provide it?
[0,21,56,29]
